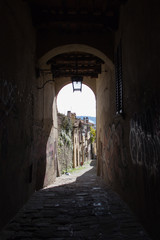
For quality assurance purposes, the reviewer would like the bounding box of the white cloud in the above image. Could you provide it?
[57,83,96,117]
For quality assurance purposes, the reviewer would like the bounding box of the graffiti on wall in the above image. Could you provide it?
[0,74,17,124]
[129,102,160,216]
[129,104,160,175]
[103,122,128,188]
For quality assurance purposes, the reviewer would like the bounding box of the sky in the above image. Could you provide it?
[57,83,96,117]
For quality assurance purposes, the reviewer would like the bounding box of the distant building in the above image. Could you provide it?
[67,111,95,167]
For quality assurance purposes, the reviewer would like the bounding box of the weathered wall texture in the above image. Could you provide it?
[58,144,73,173]
[57,114,74,173]
[118,1,160,237]
[35,73,59,189]
[44,83,59,186]
[96,64,115,177]
[97,0,160,238]
[0,0,36,229]
[0,0,59,229]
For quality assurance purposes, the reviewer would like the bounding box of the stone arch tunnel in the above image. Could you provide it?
[0,0,160,239]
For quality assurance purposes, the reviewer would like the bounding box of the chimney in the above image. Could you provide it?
[67,111,71,118]
[86,117,89,124]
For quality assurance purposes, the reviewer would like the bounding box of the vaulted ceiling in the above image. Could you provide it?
[47,52,104,78]
[28,0,126,78]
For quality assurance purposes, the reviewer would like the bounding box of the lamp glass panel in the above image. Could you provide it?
[73,81,81,89]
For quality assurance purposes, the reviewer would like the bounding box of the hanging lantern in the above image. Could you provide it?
[71,76,83,92]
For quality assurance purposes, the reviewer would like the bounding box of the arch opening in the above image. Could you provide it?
[57,83,96,173]
[57,83,96,117]
[39,44,114,69]
[37,43,114,188]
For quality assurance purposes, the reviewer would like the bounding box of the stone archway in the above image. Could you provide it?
[37,44,114,188]
[38,44,114,96]
[39,44,114,69]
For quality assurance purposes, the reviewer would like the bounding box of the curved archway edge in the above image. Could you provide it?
[39,44,114,70]
[57,81,96,97]
[56,77,97,96]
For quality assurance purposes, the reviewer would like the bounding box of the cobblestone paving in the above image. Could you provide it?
[0,160,151,240]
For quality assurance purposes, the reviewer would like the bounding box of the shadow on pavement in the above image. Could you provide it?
[0,159,151,240]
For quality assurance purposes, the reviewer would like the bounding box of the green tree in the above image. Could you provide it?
[90,126,96,143]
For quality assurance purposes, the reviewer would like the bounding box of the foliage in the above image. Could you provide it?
[58,114,74,172]
[90,126,96,143]
[58,115,73,148]
[61,115,73,133]
[59,129,72,147]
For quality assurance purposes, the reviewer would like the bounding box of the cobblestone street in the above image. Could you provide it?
[0,160,151,240]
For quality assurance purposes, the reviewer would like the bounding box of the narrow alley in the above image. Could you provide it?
[0,160,151,240]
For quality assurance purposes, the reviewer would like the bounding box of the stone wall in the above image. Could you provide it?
[0,0,36,229]
[97,0,160,238]
[118,1,160,237]
[58,144,73,173]
[34,74,59,189]
[57,114,73,173]
[0,0,59,229]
